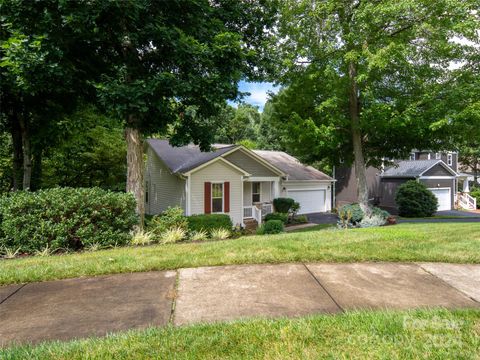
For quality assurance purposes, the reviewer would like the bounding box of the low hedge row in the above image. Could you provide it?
[0,187,138,253]
[186,214,233,233]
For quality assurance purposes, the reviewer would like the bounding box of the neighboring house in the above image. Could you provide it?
[336,150,476,213]
[145,139,334,227]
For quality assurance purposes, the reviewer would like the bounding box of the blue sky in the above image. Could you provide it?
[231,81,279,111]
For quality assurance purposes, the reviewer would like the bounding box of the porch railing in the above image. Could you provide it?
[457,192,477,210]
[243,206,253,219]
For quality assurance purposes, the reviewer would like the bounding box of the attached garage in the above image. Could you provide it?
[428,188,451,211]
[287,188,327,214]
[379,159,457,213]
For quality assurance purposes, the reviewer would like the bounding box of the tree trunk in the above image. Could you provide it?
[125,125,145,228]
[18,116,32,191]
[348,61,371,215]
[10,115,23,191]
[31,148,43,191]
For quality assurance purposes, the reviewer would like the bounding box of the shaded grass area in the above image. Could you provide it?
[1,223,479,286]
[2,309,480,359]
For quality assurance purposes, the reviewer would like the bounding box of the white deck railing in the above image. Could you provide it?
[458,192,477,210]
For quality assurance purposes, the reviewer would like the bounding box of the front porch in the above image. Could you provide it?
[242,179,278,226]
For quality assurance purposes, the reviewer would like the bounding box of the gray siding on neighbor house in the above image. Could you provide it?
[224,150,278,177]
[190,160,244,226]
[420,178,455,209]
[335,166,381,207]
[146,147,186,215]
[379,178,411,211]
[423,163,453,177]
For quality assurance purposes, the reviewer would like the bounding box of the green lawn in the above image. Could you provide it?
[3,309,480,359]
[0,222,479,286]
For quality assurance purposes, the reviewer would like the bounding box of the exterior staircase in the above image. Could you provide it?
[457,192,477,210]
[243,218,258,232]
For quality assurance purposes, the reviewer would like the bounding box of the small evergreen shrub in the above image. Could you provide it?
[338,204,364,224]
[273,198,295,213]
[0,187,137,254]
[150,207,188,235]
[257,219,284,235]
[187,214,232,233]
[264,212,288,224]
[338,203,390,228]
[395,180,438,217]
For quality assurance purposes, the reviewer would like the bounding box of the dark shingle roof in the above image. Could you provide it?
[146,139,237,173]
[253,150,333,181]
[147,139,333,181]
[382,159,454,177]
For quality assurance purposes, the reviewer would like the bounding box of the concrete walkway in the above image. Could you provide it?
[1,262,479,347]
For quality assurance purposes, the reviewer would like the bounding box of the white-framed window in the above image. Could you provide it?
[435,152,441,160]
[409,153,416,161]
[211,183,223,213]
[252,182,261,203]
[447,153,453,166]
[427,153,431,160]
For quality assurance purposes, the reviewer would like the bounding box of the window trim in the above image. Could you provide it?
[252,182,261,204]
[447,153,453,166]
[410,153,416,161]
[211,182,224,213]
[435,152,441,160]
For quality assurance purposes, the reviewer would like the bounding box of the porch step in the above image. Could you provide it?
[243,218,258,232]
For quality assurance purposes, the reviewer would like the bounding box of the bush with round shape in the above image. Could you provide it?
[0,187,137,254]
[395,180,438,217]
[187,214,232,233]
[257,219,284,235]
[264,212,288,224]
[359,214,387,228]
[273,198,295,213]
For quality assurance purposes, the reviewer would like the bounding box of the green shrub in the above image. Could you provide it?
[210,228,231,240]
[273,198,295,213]
[160,226,187,244]
[257,219,284,235]
[395,180,438,217]
[290,215,308,224]
[338,204,364,224]
[0,187,137,254]
[338,203,390,227]
[470,188,480,209]
[264,212,288,224]
[187,214,233,233]
[149,207,188,235]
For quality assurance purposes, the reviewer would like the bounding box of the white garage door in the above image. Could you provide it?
[428,188,451,211]
[287,189,326,214]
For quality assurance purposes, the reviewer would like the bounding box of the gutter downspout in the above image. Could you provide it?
[332,166,336,211]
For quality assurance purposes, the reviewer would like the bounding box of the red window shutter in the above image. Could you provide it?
[224,182,230,213]
[204,182,211,214]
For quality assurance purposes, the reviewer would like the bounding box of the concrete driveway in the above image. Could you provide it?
[1,262,479,347]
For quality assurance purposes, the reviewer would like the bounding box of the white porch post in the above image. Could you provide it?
[273,179,280,199]
[463,178,470,193]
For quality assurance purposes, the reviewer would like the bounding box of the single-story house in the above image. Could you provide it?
[145,139,334,227]
[336,158,459,213]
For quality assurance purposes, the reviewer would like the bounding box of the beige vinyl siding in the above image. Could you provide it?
[190,160,244,226]
[243,182,252,206]
[224,150,278,177]
[145,147,186,215]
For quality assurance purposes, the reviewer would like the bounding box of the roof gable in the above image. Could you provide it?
[382,160,457,178]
